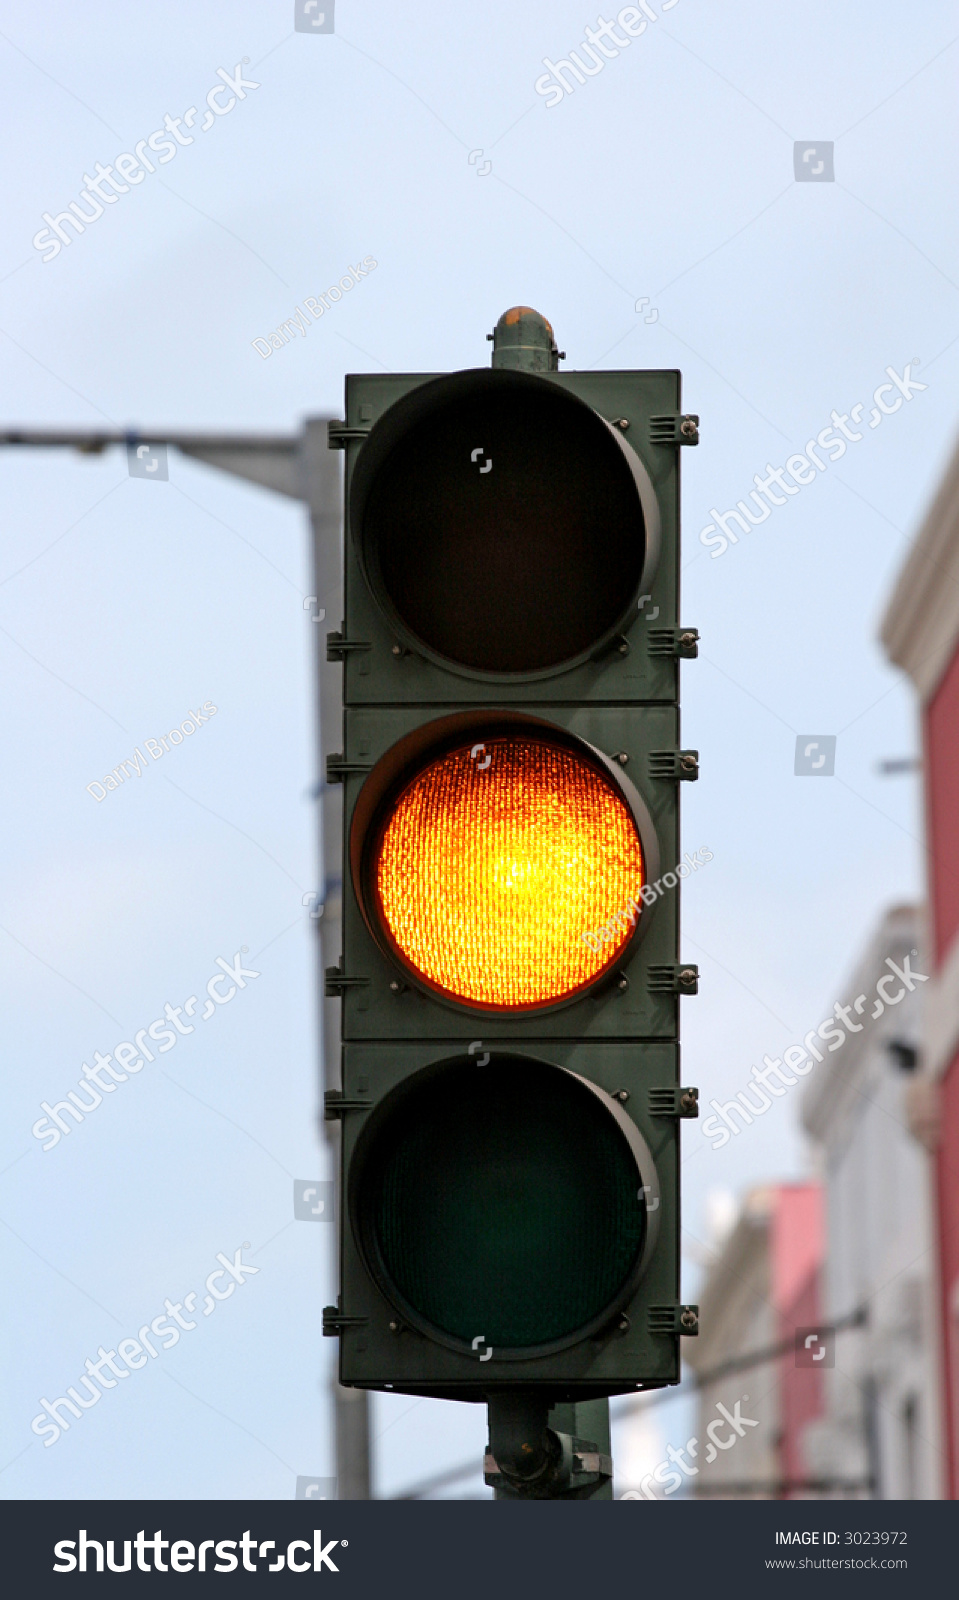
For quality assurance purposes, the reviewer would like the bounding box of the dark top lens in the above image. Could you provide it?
[358,373,646,673]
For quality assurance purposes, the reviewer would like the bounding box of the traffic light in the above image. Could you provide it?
[323,308,700,1462]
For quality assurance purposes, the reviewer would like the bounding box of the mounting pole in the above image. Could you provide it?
[0,422,372,1501]
[484,1393,613,1500]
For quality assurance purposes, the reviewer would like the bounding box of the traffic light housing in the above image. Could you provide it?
[324,308,699,1406]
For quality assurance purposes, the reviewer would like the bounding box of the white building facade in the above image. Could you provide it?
[801,905,943,1499]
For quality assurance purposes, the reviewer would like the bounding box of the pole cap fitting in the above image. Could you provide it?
[490,307,562,372]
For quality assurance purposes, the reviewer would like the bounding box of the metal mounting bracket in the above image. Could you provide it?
[484,1436,613,1498]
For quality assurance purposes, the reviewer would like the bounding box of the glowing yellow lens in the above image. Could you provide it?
[373,738,644,1009]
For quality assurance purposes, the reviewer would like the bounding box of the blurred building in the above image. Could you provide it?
[685,1183,826,1497]
[801,905,942,1499]
[882,445,959,1499]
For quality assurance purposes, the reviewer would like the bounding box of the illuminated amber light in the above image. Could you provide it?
[373,737,645,1009]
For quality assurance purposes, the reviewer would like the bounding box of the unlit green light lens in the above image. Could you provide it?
[369,1058,645,1348]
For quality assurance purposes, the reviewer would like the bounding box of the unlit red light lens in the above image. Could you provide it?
[373,738,644,1009]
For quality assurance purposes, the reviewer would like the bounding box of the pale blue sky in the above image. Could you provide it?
[1,0,956,1500]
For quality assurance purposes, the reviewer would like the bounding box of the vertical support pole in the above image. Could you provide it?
[489,1398,614,1499]
[302,418,371,1501]
[863,1375,881,1499]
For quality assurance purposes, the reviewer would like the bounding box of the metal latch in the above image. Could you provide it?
[322,1302,370,1336]
[324,1089,374,1120]
[327,630,372,662]
[326,753,374,784]
[648,627,699,659]
[648,964,699,995]
[327,421,371,449]
[648,1086,700,1118]
[324,965,372,998]
[648,1304,700,1336]
[649,749,699,781]
[649,413,699,446]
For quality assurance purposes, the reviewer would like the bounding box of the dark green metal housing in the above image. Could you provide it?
[325,343,698,1402]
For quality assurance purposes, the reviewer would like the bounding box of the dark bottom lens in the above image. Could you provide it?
[366,1057,645,1348]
